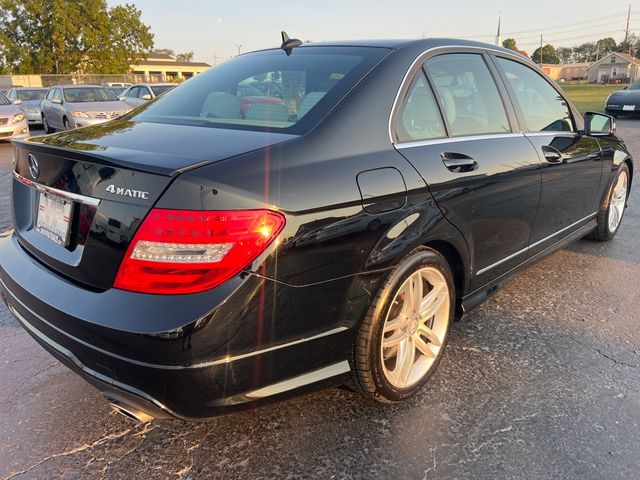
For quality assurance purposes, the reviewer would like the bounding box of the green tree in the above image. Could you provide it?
[556,47,573,63]
[619,33,639,55]
[502,38,518,51]
[572,42,597,62]
[175,51,194,63]
[531,44,560,64]
[153,48,175,56]
[0,0,154,74]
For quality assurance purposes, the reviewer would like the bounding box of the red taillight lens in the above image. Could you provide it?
[114,209,285,294]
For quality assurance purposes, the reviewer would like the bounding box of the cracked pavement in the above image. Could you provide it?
[0,121,639,479]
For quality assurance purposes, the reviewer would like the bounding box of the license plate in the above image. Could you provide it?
[35,193,73,247]
[623,105,636,111]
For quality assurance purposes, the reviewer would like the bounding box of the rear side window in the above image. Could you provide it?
[396,72,446,142]
[133,46,389,134]
[425,54,510,137]
[496,57,574,132]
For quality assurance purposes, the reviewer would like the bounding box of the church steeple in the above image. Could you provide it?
[495,13,502,47]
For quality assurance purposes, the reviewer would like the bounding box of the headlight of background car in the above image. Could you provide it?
[12,113,25,123]
[70,111,90,118]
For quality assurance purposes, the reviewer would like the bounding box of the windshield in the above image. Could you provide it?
[0,93,10,106]
[629,81,640,90]
[150,85,176,96]
[63,87,118,103]
[17,89,47,101]
[132,46,389,133]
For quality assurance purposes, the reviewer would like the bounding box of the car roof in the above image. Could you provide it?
[13,86,48,90]
[253,37,530,61]
[54,85,106,89]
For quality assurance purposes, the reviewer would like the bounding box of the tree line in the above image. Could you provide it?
[503,34,640,64]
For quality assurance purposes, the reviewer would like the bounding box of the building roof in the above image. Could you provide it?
[133,59,211,68]
[588,52,640,70]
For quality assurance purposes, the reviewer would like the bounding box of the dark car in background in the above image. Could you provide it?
[605,80,640,117]
[5,87,48,126]
[0,38,633,422]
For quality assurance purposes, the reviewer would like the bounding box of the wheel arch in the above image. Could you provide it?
[422,240,466,318]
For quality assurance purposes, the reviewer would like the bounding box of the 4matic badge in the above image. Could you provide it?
[105,184,150,200]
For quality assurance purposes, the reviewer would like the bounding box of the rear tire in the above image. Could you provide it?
[350,247,454,403]
[589,163,630,241]
[42,115,54,134]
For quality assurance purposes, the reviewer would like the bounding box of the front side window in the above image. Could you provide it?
[126,87,139,98]
[425,53,510,136]
[0,93,10,106]
[496,57,574,132]
[396,72,446,142]
[52,89,62,102]
[132,46,389,133]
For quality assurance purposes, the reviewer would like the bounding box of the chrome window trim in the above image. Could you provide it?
[13,170,101,206]
[388,45,535,145]
[395,132,525,150]
[475,212,597,276]
[524,131,578,138]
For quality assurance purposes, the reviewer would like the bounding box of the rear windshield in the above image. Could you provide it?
[17,89,47,101]
[629,81,640,90]
[150,85,176,96]
[132,46,389,134]
[63,87,118,103]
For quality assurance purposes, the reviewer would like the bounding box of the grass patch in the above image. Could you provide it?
[560,84,622,114]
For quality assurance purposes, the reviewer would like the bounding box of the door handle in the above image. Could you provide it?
[441,152,478,173]
[542,146,563,164]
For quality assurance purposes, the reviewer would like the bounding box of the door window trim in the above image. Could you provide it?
[488,53,583,133]
[389,45,525,145]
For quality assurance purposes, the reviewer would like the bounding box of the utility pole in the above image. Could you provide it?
[539,34,543,65]
[623,4,632,53]
[236,44,242,56]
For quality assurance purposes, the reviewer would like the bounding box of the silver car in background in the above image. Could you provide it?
[119,83,176,108]
[40,85,131,133]
[5,87,48,126]
[0,92,29,141]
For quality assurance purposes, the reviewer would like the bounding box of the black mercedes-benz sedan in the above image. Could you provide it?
[605,79,640,117]
[0,37,633,422]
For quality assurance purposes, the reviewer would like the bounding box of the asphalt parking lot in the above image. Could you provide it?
[0,122,639,480]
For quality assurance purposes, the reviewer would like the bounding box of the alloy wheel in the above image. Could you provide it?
[380,267,450,389]
[608,170,628,233]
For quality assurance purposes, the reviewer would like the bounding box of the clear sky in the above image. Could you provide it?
[107,0,638,64]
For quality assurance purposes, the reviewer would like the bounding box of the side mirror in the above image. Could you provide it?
[12,99,22,105]
[141,94,152,101]
[118,96,125,101]
[584,112,615,136]
[52,98,63,105]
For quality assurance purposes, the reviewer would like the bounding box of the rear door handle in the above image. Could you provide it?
[441,152,478,173]
[542,146,563,164]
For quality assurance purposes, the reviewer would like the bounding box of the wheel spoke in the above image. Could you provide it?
[382,330,405,348]
[407,273,423,313]
[383,316,406,333]
[395,337,415,386]
[420,288,448,322]
[414,334,437,358]
[418,324,442,347]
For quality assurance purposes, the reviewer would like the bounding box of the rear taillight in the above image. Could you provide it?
[114,209,285,294]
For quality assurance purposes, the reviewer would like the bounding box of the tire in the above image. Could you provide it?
[589,163,630,241]
[63,117,71,130]
[350,247,455,403]
[42,114,54,134]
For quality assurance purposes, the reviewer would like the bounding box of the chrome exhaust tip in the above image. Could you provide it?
[110,401,155,423]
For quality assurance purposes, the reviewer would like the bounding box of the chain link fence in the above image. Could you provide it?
[0,73,173,88]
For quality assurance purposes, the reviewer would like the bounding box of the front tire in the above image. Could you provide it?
[42,115,54,134]
[63,117,72,130]
[589,164,630,241]
[350,247,454,403]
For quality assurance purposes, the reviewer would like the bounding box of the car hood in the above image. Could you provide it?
[608,90,640,102]
[15,119,297,176]
[19,100,44,109]
[0,104,22,116]
[65,100,130,112]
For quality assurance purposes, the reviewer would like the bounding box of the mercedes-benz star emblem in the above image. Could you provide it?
[28,154,39,180]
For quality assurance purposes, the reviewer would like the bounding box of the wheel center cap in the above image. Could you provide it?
[409,316,419,334]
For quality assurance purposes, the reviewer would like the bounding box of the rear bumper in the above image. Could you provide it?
[0,231,354,419]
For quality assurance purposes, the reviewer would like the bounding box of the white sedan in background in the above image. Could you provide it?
[0,92,29,141]
[119,83,177,108]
